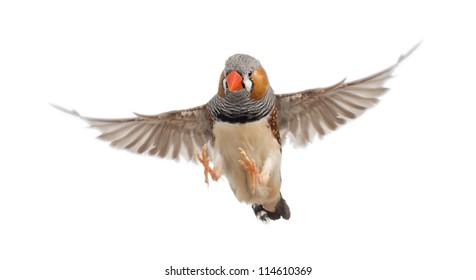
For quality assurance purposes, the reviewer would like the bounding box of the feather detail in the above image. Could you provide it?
[275,43,420,146]
[52,104,213,161]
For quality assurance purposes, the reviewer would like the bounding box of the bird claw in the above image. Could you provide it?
[238,148,264,194]
[195,144,218,185]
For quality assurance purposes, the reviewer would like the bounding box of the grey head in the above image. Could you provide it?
[224,54,261,75]
[208,54,275,123]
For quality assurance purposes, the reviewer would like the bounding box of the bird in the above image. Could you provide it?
[53,44,419,223]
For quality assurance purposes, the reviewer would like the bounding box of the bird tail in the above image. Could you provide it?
[252,194,290,222]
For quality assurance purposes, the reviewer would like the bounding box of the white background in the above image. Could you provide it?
[1,1,475,279]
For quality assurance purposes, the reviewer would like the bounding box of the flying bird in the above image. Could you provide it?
[53,44,419,222]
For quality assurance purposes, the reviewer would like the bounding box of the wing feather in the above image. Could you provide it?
[276,43,419,145]
[52,104,213,161]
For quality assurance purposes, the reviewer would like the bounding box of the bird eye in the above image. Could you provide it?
[248,71,253,79]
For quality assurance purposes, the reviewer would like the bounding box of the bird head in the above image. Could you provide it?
[218,54,270,100]
[209,54,275,123]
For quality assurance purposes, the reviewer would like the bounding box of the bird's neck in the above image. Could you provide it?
[208,90,275,124]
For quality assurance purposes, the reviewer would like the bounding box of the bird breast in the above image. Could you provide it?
[212,117,282,204]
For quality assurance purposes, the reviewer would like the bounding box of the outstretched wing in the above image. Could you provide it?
[53,104,213,161]
[275,44,419,146]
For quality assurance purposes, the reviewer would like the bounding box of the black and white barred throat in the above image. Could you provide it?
[208,87,275,124]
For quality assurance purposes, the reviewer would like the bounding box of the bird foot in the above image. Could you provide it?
[195,144,218,185]
[238,148,264,194]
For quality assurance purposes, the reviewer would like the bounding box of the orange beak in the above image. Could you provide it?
[226,70,243,92]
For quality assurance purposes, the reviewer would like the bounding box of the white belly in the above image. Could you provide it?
[212,118,282,207]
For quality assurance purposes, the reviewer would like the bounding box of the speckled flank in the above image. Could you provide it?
[268,106,281,147]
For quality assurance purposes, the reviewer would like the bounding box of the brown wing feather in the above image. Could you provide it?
[52,104,213,161]
[275,43,419,146]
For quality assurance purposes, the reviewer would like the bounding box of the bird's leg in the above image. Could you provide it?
[195,144,219,185]
[238,148,265,194]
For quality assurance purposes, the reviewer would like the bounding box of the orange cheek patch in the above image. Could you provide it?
[250,67,269,100]
[218,72,225,97]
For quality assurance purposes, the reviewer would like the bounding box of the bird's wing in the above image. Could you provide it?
[275,43,419,146]
[52,104,213,161]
